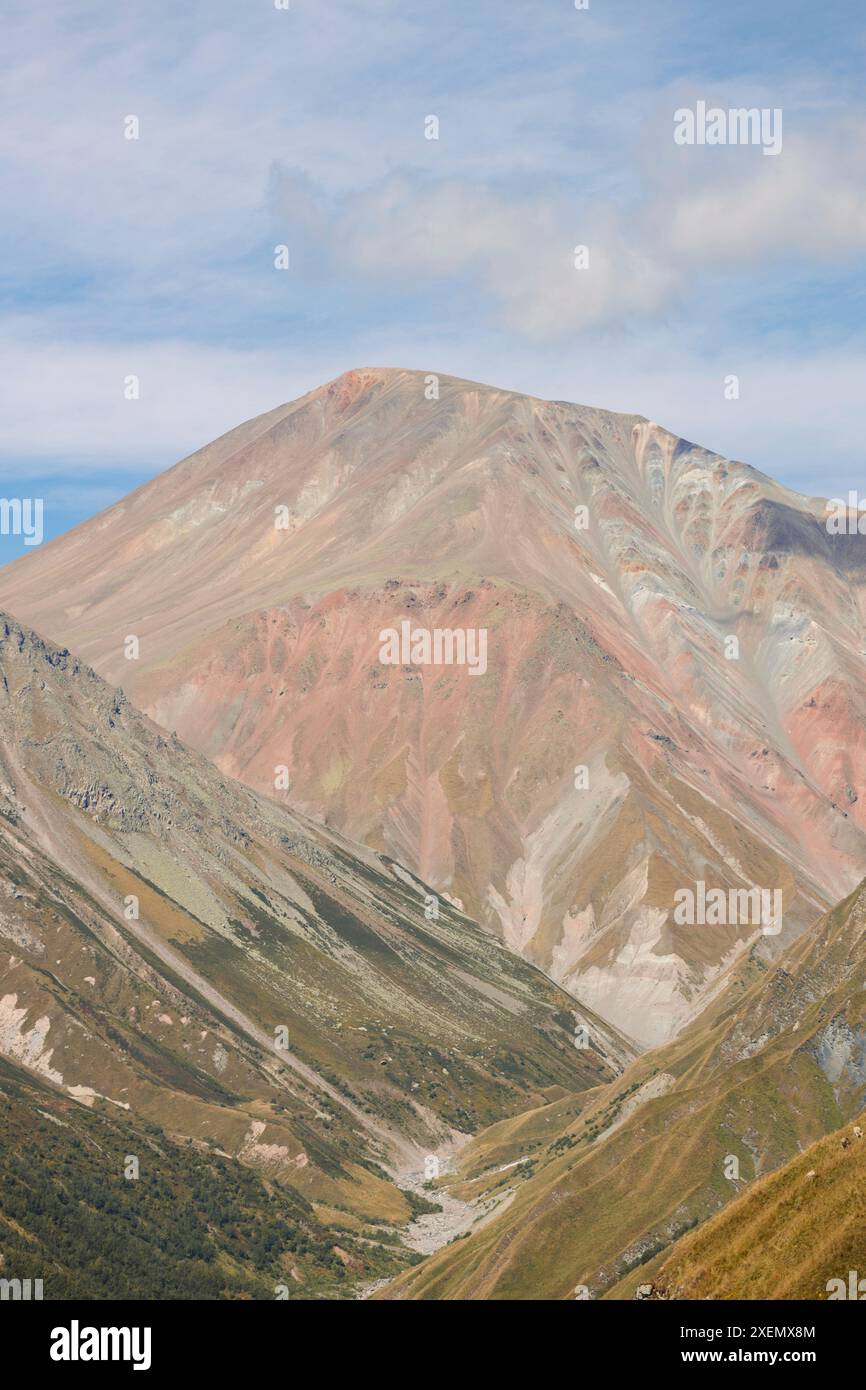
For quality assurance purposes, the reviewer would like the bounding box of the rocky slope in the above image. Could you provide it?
[3,369,865,1043]
[0,611,629,1269]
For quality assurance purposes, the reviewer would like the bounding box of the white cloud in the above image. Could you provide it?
[341,179,678,337]
[268,107,866,342]
[663,117,866,264]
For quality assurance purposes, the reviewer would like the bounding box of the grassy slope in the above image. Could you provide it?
[627,1112,866,1300]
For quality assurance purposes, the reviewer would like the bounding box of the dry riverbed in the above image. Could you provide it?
[357,1144,515,1298]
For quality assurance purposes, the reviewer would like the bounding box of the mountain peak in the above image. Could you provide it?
[309,364,642,420]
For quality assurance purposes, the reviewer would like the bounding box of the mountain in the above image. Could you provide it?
[0,611,630,1294]
[645,1110,866,1301]
[3,368,866,1045]
[375,878,866,1299]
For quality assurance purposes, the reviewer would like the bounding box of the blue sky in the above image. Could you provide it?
[1,0,865,561]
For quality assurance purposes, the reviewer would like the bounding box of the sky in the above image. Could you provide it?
[1,0,865,561]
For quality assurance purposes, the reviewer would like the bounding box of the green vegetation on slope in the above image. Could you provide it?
[0,1061,410,1300]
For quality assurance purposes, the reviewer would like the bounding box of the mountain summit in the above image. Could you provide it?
[3,368,866,1044]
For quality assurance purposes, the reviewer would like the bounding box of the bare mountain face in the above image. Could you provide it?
[0,612,628,1264]
[3,368,866,1044]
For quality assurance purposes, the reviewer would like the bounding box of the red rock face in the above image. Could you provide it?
[3,368,865,1044]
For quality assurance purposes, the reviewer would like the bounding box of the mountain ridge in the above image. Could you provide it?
[2,368,865,1046]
